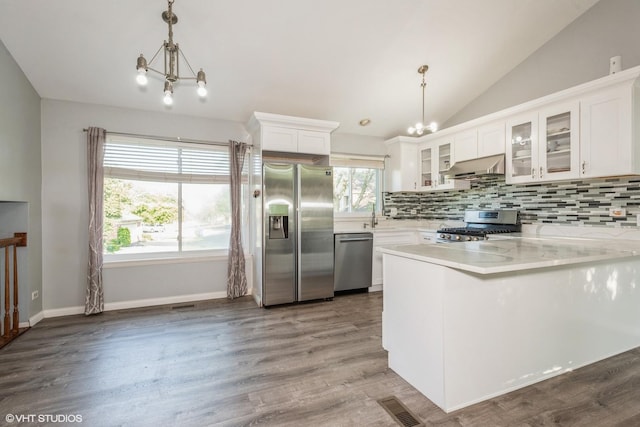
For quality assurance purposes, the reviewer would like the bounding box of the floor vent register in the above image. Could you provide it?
[377,396,424,427]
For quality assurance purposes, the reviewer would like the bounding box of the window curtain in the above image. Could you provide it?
[86,127,106,315]
[227,140,248,299]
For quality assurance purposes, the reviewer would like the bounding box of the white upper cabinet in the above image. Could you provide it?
[418,138,470,191]
[297,130,331,155]
[450,121,505,164]
[384,137,418,192]
[539,101,580,181]
[580,84,636,178]
[248,112,339,156]
[506,101,579,184]
[262,126,298,152]
[506,112,538,183]
[477,121,505,157]
[452,130,478,162]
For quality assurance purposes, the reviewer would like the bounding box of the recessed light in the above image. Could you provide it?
[359,118,371,126]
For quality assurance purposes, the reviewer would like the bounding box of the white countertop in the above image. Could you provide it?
[377,236,640,274]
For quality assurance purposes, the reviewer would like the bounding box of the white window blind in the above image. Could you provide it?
[104,136,232,183]
[330,153,386,169]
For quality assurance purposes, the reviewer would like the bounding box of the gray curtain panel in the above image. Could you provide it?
[86,127,105,315]
[227,140,248,299]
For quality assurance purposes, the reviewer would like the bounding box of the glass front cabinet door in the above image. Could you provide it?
[506,114,538,184]
[539,101,579,181]
[419,145,434,190]
[506,101,579,184]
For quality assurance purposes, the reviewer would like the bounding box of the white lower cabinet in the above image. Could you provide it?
[372,230,429,286]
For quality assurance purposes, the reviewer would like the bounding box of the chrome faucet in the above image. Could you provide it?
[363,207,378,229]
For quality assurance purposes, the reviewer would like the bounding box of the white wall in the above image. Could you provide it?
[40,99,248,313]
[0,39,42,322]
[445,0,640,127]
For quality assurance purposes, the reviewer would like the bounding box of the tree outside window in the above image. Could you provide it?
[333,167,381,213]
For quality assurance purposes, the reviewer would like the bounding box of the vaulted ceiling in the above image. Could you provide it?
[0,0,598,138]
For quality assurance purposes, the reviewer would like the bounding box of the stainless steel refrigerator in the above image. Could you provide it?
[262,163,334,306]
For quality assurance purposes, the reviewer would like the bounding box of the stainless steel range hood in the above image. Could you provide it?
[444,154,505,179]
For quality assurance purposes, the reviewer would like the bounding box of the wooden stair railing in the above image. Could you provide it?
[0,232,28,349]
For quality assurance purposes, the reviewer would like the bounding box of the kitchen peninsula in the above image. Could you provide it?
[380,237,640,412]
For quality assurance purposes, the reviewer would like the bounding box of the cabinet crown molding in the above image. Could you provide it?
[247,111,340,134]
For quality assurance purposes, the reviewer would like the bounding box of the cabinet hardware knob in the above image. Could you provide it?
[582,161,586,174]
[540,166,543,178]
[531,168,535,179]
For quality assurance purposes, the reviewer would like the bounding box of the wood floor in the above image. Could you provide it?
[1,292,640,426]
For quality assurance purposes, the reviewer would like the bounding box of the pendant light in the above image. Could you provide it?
[408,65,437,136]
[135,0,207,105]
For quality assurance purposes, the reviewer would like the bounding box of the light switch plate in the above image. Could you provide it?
[609,207,626,217]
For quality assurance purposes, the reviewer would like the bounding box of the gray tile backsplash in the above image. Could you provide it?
[383,176,640,227]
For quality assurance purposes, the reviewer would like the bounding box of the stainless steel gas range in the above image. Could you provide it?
[437,209,521,242]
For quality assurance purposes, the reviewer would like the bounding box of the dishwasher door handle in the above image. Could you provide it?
[338,237,373,242]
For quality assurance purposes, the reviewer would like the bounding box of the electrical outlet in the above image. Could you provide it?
[31,290,39,300]
[609,207,626,217]
[410,209,417,215]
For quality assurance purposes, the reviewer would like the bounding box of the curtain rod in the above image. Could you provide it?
[82,128,251,147]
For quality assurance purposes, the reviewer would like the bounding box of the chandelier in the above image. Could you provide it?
[135,0,207,106]
[407,65,438,136]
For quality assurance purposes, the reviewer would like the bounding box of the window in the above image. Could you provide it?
[331,155,384,214]
[103,136,241,257]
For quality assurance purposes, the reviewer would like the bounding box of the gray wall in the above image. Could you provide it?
[41,99,248,313]
[0,39,42,322]
[445,0,640,127]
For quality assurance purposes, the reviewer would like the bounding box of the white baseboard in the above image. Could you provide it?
[42,291,233,319]
[369,284,383,293]
[44,306,85,318]
[103,291,227,311]
[28,310,45,326]
[252,291,262,307]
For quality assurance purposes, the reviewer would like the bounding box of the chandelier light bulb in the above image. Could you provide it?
[408,126,416,135]
[136,69,148,86]
[196,69,207,97]
[163,81,173,105]
[429,122,438,132]
[416,122,424,131]
[197,83,207,97]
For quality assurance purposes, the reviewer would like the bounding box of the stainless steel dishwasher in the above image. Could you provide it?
[334,232,373,291]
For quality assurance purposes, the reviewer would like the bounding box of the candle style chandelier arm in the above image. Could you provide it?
[407,64,438,136]
[135,0,207,106]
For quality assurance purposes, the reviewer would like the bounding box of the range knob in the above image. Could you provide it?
[439,234,446,239]
[454,235,461,241]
